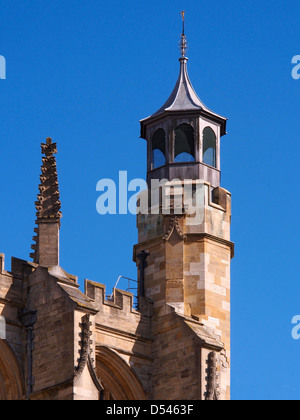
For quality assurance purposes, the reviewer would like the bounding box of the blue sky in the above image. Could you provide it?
[0,0,300,400]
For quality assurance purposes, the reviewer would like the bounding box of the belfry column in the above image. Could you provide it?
[30,138,62,267]
[136,13,233,400]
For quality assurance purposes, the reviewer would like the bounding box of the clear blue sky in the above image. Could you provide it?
[0,0,300,400]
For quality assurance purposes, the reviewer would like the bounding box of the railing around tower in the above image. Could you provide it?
[107,276,139,310]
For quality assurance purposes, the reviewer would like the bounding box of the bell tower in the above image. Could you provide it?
[134,14,233,400]
[141,15,227,189]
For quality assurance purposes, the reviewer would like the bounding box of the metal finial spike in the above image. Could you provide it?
[180,11,185,35]
[179,11,188,58]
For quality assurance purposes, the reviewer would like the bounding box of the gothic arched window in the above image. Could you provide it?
[96,347,146,400]
[174,124,195,163]
[152,129,166,169]
[203,127,217,168]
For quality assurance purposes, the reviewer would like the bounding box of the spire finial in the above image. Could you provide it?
[30,137,62,265]
[179,11,188,59]
[180,11,185,34]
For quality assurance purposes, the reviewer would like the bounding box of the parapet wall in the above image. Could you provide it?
[137,181,232,245]
[85,280,152,338]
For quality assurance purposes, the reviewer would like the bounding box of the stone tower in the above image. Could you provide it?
[134,20,233,400]
[0,18,233,401]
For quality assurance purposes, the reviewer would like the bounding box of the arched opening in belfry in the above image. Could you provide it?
[0,340,24,400]
[96,346,146,401]
[152,129,166,169]
[203,127,217,168]
[174,123,195,163]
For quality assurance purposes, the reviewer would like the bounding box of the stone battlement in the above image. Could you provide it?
[85,280,153,341]
[85,280,138,313]
[85,280,152,316]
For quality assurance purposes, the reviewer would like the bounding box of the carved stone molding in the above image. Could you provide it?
[163,216,187,242]
[74,314,104,392]
[20,310,37,399]
[74,315,93,379]
[206,351,220,401]
[30,137,62,263]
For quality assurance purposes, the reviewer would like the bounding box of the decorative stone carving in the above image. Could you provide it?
[163,216,187,242]
[74,315,93,379]
[74,315,103,393]
[30,138,62,263]
[206,351,220,401]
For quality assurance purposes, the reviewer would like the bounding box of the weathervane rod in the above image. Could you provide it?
[179,11,188,58]
[180,11,185,35]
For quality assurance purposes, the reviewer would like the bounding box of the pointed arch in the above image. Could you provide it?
[174,123,195,163]
[152,129,166,169]
[203,127,217,168]
[0,340,24,400]
[96,346,146,400]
